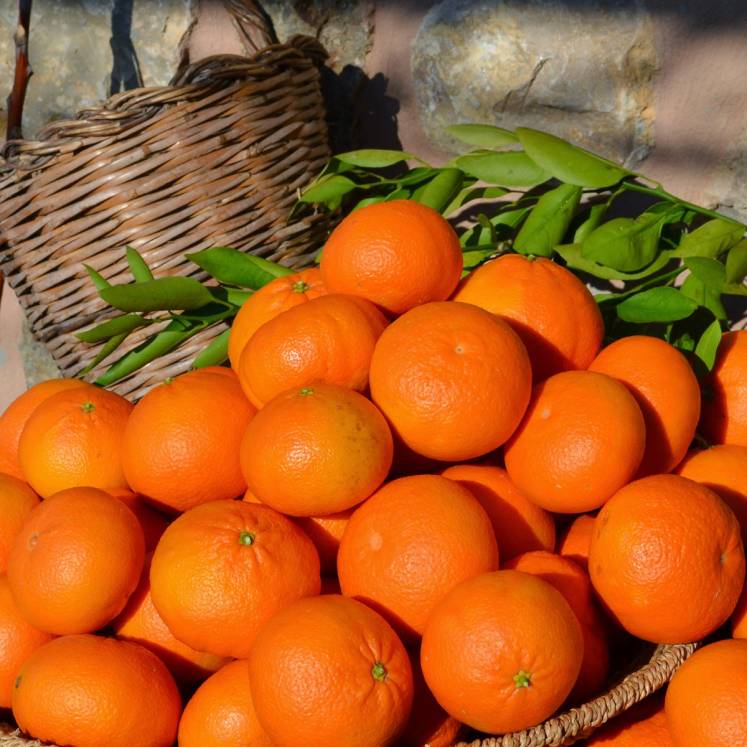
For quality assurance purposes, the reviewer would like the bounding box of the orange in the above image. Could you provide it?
[228,267,327,372]
[589,335,700,475]
[7,487,144,635]
[732,581,747,638]
[676,445,747,542]
[113,554,227,685]
[401,649,464,747]
[0,378,86,480]
[504,551,609,703]
[294,510,354,575]
[557,514,596,571]
[320,199,463,315]
[178,660,273,747]
[442,464,556,561]
[122,367,255,513]
[248,594,414,747]
[370,302,532,461]
[108,488,169,552]
[18,384,132,497]
[700,330,747,446]
[505,370,646,513]
[12,634,180,747]
[0,575,54,708]
[241,384,392,516]
[589,474,745,643]
[665,639,747,746]
[583,696,673,745]
[338,474,499,640]
[238,293,387,407]
[453,254,604,381]
[421,570,584,734]
[0,474,39,573]
[150,499,320,658]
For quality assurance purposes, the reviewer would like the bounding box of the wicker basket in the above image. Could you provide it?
[0,642,696,746]
[0,1,331,400]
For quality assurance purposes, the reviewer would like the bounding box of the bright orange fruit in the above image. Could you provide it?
[0,474,39,573]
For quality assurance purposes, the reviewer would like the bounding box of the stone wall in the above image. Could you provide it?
[2,0,747,405]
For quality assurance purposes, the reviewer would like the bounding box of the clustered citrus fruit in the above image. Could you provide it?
[0,199,745,746]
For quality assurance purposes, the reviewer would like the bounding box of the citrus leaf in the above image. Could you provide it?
[334,149,416,168]
[581,213,664,271]
[514,183,581,257]
[681,275,727,320]
[454,151,551,188]
[414,168,464,213]
[725,238,747,283]
[125,247,154,282]
[684,257,726,291]
[445,124,518,148]
[694,319,724,372]
[188,247,291,289]
[193,328,230,368]
[84,265,111,292]
[352,195,388,211]
[100,277,214,312]
[79,333,129,375]
[573,203,607,244]
[556,244,675,281]
[462,247,498,269]
[76,314,153,343]
[516,127,629,188]
[616,287,698,323]
[444,185,507,215]
[674,218,744,258]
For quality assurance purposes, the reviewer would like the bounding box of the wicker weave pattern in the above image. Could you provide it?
[0,642,697,747]
[0,31,331,399]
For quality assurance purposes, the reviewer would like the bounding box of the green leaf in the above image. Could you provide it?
[79,333,129,375]
[445,124,518,148]
[492,206,533,229]
[573,203,607,244]
[125,247,154,282]
[352,195,388,211]
[193,328,230,368]
[444,185,507,216]
[298,175,357,207]
[725,238,747,283]
[334,149,416,168]
[616,287,698,323]
[723,282,747,297]
[414,168,464,213]
[516,127,629,188]
[462,247,498,269]
[556,244,675,281]
[684,257,726,290]
[385,188,411,201]
[477,214,496,245]
[680,274,727,320]
[674,218,744,258]
[76,314,153,343]
[694,319,724,372]
[513,184,581,257]
[581,213,665,271]
[100,277,214,312]
[84,265,111,292]
[188,247,291,289]
[454,151,551,188]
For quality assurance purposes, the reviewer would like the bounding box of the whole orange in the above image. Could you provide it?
[557,514,596,571]
[320,199,463,315]
[421,570,584,734]
[665,639,747,746]
[248,594,414,747]
[239,293,387,407]
[676,444,747,542]
[732,582,747,638]
[112,554,227,685]
[122,367,255,513]
[150,499,320,658]
[0,378,87,480]
[0,474,39,573]
[0,575,54,708]
[107,488,170,552]
[442,464,556,561]
[453,254,604,381]
[18,384,132,497]
[505,370,646,513]
[589,335,700,475]
[589,474,745,643]
[504,551,609,703]
[370,301,532,461]
[178,660,273,747]
[227,267,327,371]
[338,474,499,639]
[7,487,144,635]
[584,696,673,746]
[700,330,747,446]
[12,634,180,747]
[240,384,392,516]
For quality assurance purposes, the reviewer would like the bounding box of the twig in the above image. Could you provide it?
[6,0,33,141]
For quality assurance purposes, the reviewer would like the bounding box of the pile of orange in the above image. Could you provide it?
[1,199,746,747]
